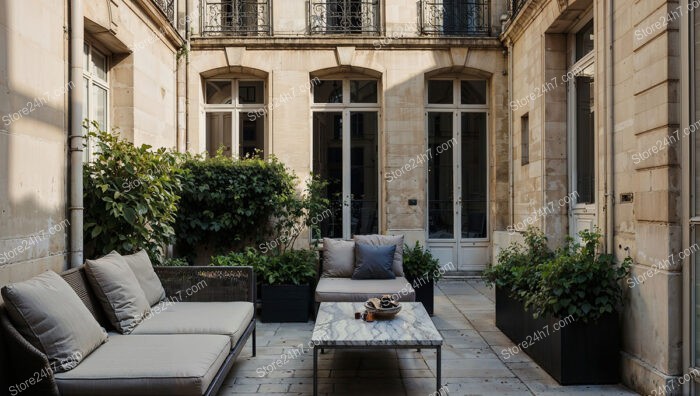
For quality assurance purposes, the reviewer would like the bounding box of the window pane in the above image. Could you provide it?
[91,49,107,81]
[239,81,264,104]
[206,112,233,157]
[83,43,90,71]
[461,113,487,239]
[575,20,594,61]
[83,78,90,162]
[314,80,343,103]
[206,81,232,104]
[461,80,487,104]
[93,84,107,130]
[350,80,377,103]
[313,112,344,238]
[428,80,453,104]
[239,113,264,157]
[428,112,454,238]
[575,76,594,203]
[350,112,378,236]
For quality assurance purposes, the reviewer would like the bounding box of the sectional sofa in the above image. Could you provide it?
[0,251,256,396]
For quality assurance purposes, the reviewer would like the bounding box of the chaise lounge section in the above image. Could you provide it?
[0,253,255,396]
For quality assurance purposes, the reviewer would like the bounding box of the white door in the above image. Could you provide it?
[426,110,489,272]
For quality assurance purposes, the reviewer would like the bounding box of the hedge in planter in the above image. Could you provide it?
[403,242,445,315]
[484,228,631,385]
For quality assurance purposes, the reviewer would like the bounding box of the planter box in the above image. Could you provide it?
[495,287,620,385]
[407,276,434,316]
[261,284,310,323]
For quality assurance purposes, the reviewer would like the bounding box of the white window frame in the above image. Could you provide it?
[83,41,110,162]
[202,78,267,157]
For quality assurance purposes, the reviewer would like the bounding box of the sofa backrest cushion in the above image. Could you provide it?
[322,238,355,278]
[353,234,405,276]
[0,271,108,372]
[85,251,151,334]
[122,250,166,306]
[352,244,397,280]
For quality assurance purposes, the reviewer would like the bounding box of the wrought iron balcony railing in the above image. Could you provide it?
[309,0,380,35]
[202,0,271,36]
[509,0,527,17]
[153,0,176,25]
[420,0,491,36]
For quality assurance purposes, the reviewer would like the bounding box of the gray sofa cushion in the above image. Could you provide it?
[322,238,355,277]
[353,234,405,276]
[131,302,254,347]
[1,271,108,373]
[85,251,151,334]
[352,244,396,280]
[122,250,166,306]
[315,277,415,302]
[54,334,230,396]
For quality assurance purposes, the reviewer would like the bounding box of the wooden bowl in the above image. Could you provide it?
[364,302,402,319]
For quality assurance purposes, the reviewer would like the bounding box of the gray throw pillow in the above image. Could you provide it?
[353,234,405,276]
[352,244,397,280]
[122,250,166,306]
[1,271,108,372]
[322,238,355,277]
[85,251,151,334]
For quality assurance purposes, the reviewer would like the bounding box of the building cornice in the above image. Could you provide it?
[190,36,504,51]
[500,0,555,45]
[132,0,184,50]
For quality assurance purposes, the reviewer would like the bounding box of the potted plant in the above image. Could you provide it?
[403,242,443,315]
[259,249,317,323]
[483,228,631,385]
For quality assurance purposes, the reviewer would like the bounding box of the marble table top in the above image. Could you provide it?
[311,302,443,347]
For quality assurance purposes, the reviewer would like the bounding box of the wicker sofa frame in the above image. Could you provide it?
[0,265,256,396]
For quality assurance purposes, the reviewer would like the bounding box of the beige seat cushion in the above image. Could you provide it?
[131,302,254,347]
[1,271,108,373]
[54,334,230,396]
[315,277,415,302]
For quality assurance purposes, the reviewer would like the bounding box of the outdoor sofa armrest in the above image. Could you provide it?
[0,306,60,396]
[154,266,256,304]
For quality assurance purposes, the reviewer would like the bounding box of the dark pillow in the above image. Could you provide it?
[352,244,397,280]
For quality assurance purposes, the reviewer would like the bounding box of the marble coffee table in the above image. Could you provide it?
[311,302,443,395]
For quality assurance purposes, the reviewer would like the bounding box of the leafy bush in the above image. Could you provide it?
[210,248,317,286]
[528,229,631,322]
[162,257,189,267]
[83,122,183,264]
[483,227,631,322]
[174,153,297,259]
[483,228,554,302]
[403,242,443,281]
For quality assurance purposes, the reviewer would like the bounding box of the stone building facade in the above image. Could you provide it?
[1,0,698,394]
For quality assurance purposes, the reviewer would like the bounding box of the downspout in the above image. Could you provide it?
[508,40,514,228]
[185,1,191,152]
[605,0,615,253]
[69,0,84,268]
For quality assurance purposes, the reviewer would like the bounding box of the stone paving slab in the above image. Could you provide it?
[218,280,638,396]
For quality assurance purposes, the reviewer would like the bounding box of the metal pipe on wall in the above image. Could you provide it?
[605,0,615,253]
[69,0,84,268]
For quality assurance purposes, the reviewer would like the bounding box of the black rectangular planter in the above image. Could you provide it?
[408,276,434,315]
[495,287,620,385]
[261,284,310,323]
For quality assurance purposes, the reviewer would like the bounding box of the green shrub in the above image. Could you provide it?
[261,250,317,286]
[83,122,184,264]
[174,153,297,259]
[210,248,270,274]
[483,227,631,322]
[162,257,189,267]
[403,242,444,281]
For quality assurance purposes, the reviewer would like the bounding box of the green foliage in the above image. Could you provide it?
[83,122,184,264]
[529,229,632,322]
[403,242,443,281]
[483,227,631,322]
[162,257,189,267]
[210,248,317,286]
[174,153,298,259]
[483,228,554,302]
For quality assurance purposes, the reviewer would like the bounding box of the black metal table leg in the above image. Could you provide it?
[436,346,442,393]
[313,346,318,396]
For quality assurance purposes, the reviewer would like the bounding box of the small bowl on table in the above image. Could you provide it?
[364,301,402,319]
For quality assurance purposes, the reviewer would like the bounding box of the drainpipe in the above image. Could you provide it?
[507,40,514,228]
[69,0,84,268]
[605,0,615,253]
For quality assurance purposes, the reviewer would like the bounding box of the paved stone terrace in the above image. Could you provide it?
[220,280,638,396]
